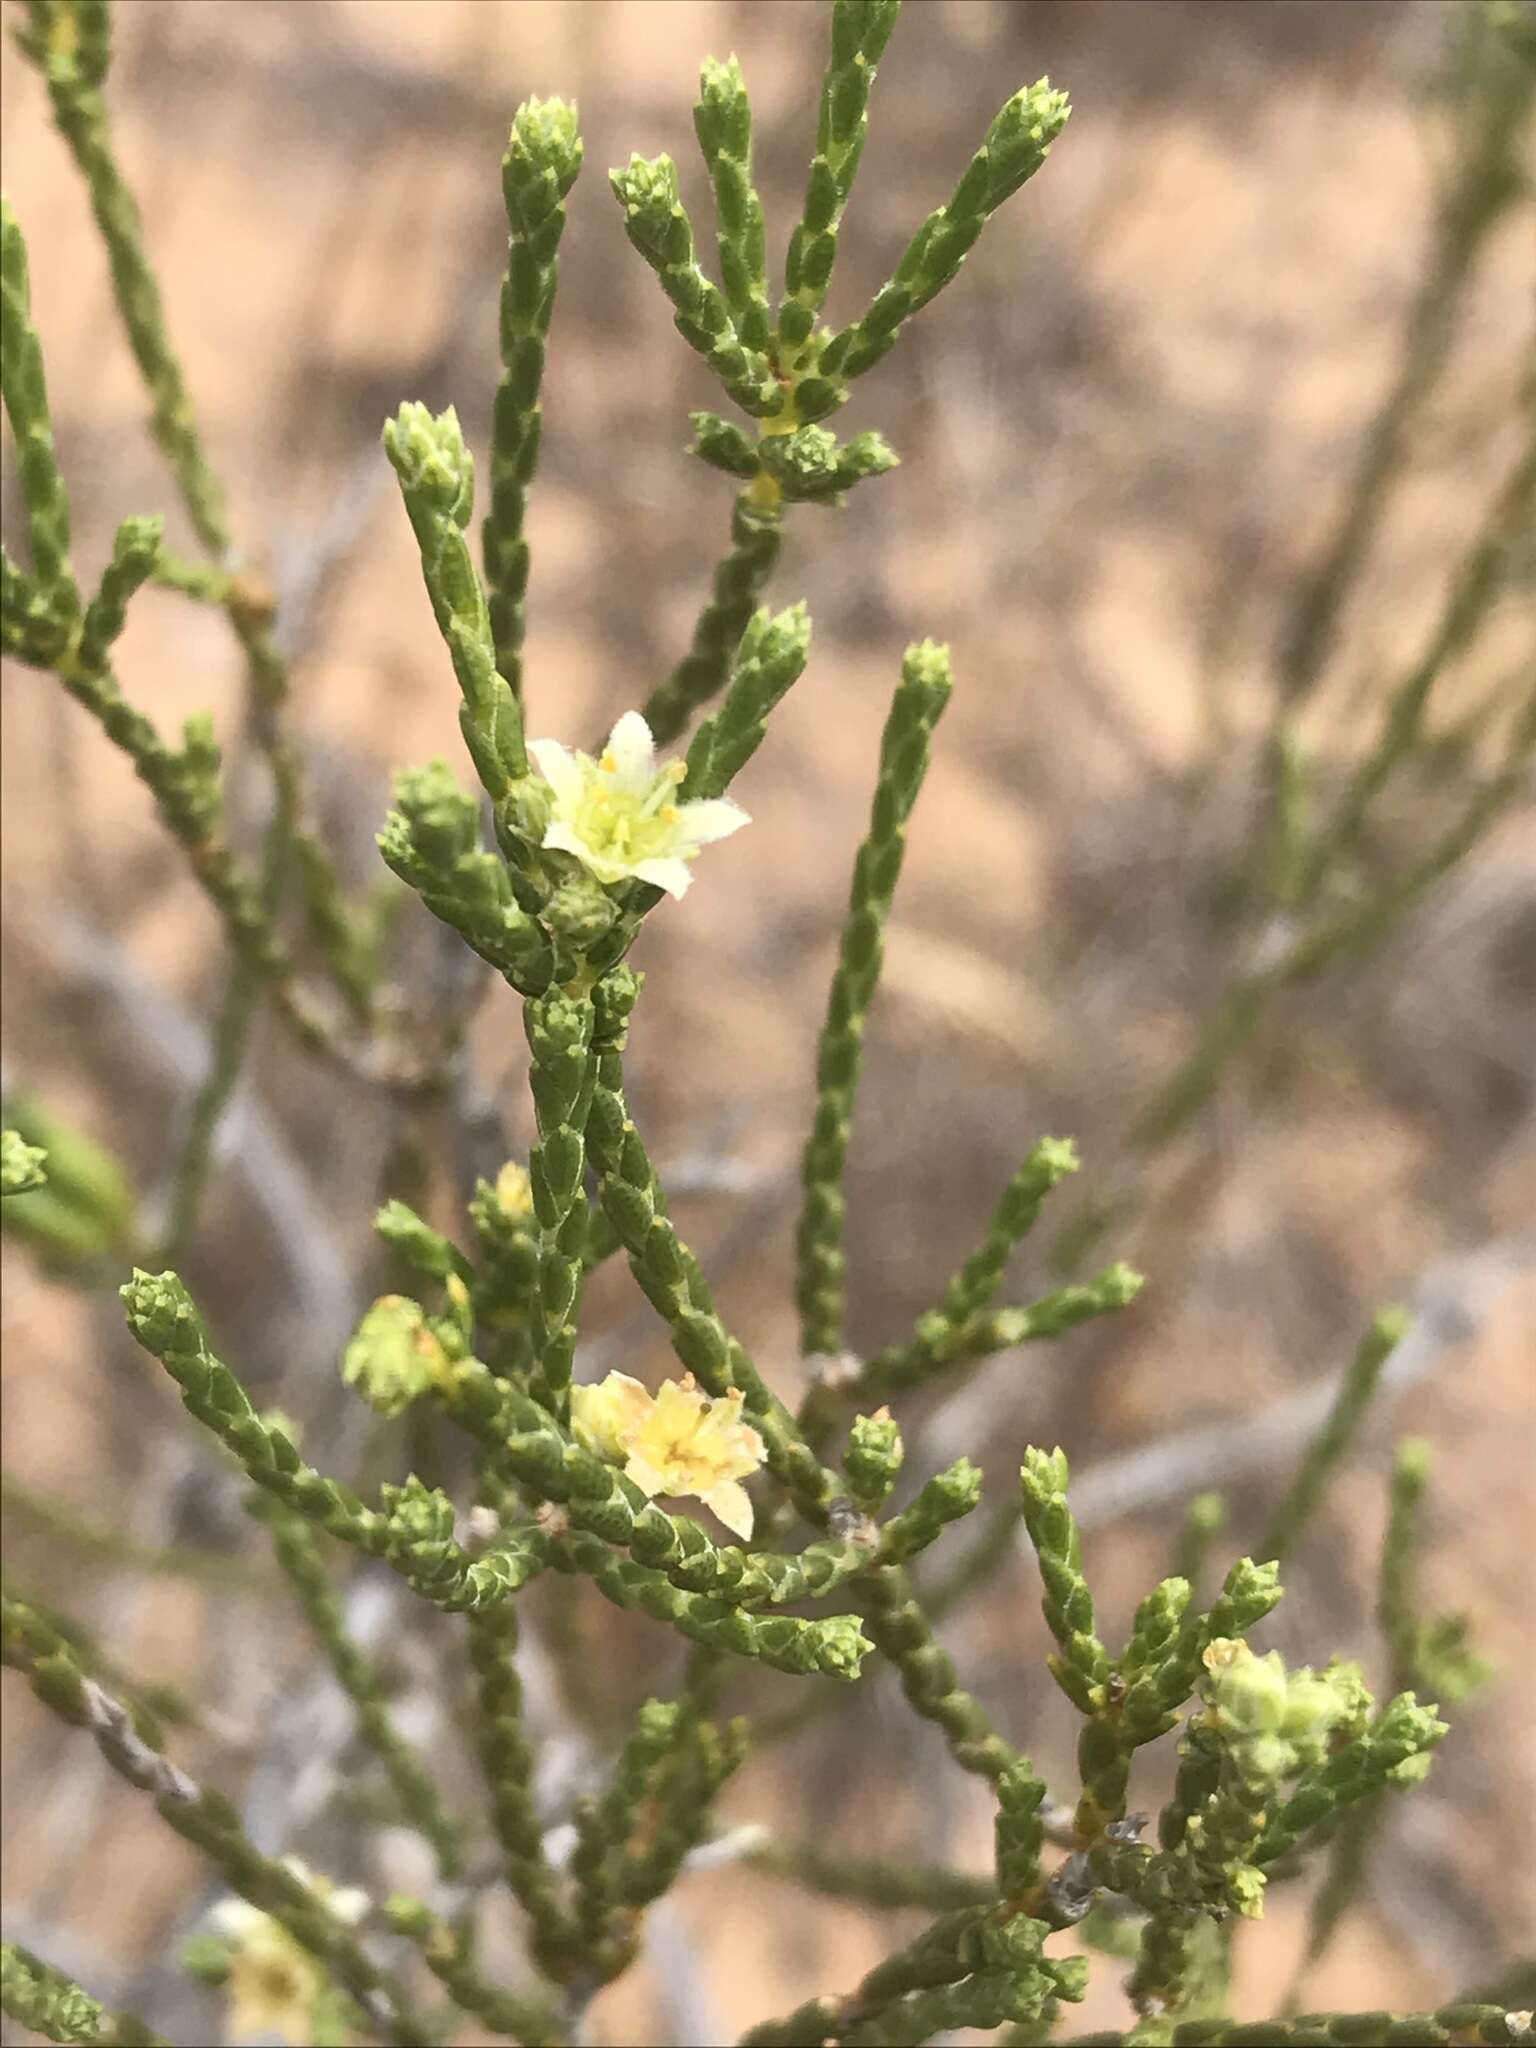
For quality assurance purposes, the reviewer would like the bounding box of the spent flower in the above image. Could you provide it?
[529,710,748,898]
[571,1369,767,1537]
[341,1295,452,1417]
[1200,1637,1353,1779]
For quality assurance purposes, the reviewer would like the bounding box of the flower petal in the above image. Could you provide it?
[543,818,626,884]
[702,1479,755,1540]
[211,1898,265,1937]
[572,1371,653,1461]
[674,797,750,850]
[528,738,585,810]
[326,1886,372,1926]
[624,1448,672,1499]
[604,710,657,795]
[630,856,695,899]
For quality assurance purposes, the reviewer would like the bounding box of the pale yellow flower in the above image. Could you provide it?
[571,1368,656,1464]
[210,1859,368,2046]
[529,710,748,899]
[571,1369,766,1538]
[1201,1636,1246,1674]
[494,1160,535,1220]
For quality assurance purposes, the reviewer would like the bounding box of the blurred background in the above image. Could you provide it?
[2,1,1533,2041]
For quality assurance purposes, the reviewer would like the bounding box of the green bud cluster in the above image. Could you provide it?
[1018,1447,1112,1716]
[0,1938,165,2048]
[746,1902,1085,2047]
[843,1410,904,1508]
[754,422,899,505]
[1151,1642,1357,1926]
[0,1130,47,1197]
[610,153,779,415]
[1202,1641,1359,1790]
[0,1094,135,1274]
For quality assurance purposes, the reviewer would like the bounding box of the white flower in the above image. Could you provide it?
[529,710,748,899]
[209,1860,369,2044]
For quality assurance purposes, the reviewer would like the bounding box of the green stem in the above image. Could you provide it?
[1294,431,1536,906]
[385,1897,562,2045]
[254,1494,464,1878]
[1257,1308,1407,1564]
[795,643,952,1357]
[465,1599,582,1981]
[2,1603,428,2045]
[859,1563,1016,1781]
[1273,1,1534,704]
[641,491,783,747]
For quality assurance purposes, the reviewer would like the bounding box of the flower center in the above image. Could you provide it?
[574,761,686,864]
